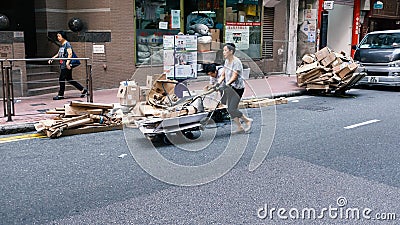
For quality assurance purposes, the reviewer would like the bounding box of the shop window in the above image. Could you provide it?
[225,0,262,59]
[135,0,180,65]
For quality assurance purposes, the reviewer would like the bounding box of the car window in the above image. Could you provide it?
[359,33,400,49]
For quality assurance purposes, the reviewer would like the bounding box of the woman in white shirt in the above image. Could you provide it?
[216,43,253,133]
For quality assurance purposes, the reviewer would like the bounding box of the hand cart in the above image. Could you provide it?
[135,85,226,144]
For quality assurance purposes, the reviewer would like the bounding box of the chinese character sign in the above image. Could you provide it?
[225,26,250,50]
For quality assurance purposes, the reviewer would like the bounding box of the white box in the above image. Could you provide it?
[242,68,250,79]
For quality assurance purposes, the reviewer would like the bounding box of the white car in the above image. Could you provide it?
[352,30,400,86]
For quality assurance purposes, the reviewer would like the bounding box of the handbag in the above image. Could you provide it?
[70,51,81,68]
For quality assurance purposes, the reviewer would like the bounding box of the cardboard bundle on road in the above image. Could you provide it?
[35,101,122,138]
[296,47,365,93]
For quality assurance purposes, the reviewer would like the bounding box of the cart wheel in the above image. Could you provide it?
[184,131,195,139]
[162,135,171,145]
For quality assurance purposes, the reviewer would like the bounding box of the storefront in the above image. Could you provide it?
[134,0,263,65]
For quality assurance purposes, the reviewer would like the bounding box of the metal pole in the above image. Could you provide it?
[1,61,6,117]
[86,63,93,103]
[85,60,89,102]
[5,66,13,122]
[9,61,15,116]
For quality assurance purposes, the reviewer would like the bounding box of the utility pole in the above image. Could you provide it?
[286,0,299,76]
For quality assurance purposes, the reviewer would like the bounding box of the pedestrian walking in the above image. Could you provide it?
[48,31,87,100]
[215,43,252,133]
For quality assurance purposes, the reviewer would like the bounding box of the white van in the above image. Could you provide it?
[352,30,400,86]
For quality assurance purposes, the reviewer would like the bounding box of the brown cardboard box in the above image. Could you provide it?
[315,47,330,61]
[226,7,233,13]
[211,41,221,50]
[210,29,221,41]
[296,62,319,74]
[302,54,315,64]
[197,42,211,52]
[338,62,358,79]
[146,74,162,88]
[117,84,140,106]
[139,86,151,102]
[330,58,343,68]
[227,12,237,22]
[321,52,337,67]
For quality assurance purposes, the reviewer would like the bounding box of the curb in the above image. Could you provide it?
[0,122,36,135]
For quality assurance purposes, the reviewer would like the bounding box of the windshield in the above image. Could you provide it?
[359,33,400,49]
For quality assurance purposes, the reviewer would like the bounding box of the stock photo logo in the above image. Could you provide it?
[123,47,276,186]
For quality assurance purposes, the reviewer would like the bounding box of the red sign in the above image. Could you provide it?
[226,22,261,26]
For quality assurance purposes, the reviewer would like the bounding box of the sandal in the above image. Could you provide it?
[244,118,253,133]
[232,128,245,134]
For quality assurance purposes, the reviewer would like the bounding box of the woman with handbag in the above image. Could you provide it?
[48,31,87,100]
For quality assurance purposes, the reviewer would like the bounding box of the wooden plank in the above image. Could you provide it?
[46,110,65,114]
[59,124,123,137]
[64,105,103,116]
[306,84,330,90]
[70,101,114,109]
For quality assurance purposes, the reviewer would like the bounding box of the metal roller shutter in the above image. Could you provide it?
[262,7,274,59]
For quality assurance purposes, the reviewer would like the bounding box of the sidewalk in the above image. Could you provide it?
[0,75,305,134]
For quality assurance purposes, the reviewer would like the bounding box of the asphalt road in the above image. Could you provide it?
[0,88,399,224]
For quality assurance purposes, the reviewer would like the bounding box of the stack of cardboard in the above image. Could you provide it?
[197,29,221,63]
[296,47,365,92]
[239,97,288,109]
[35,101,122,138]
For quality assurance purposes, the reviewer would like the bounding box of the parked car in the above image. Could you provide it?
[352,29,400,86]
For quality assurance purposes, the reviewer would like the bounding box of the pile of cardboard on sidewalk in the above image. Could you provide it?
[296,47,365,93]
[34,101,122,138]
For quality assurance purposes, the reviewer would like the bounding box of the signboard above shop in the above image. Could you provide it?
[323,1,334,10]
[373,1,383,9]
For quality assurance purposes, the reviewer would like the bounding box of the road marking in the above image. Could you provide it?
[0,133,46,143]
[344,119,380,129]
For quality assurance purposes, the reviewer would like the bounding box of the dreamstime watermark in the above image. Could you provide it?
[123,48,276,186]
[257,197,397,221]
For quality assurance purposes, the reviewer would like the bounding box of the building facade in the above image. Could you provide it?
[1,0,294,96]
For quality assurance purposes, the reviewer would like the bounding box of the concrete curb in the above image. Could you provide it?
[0,122,36,135]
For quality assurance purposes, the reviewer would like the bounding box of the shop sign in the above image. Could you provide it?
[93,45,105,54]
[225,22,261,26]
[373,1,383,9]
[225,26,250,50]
[323,1,334,10]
